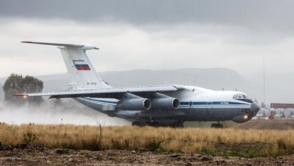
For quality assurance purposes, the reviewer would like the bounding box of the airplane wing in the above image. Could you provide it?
[15,85,183,99]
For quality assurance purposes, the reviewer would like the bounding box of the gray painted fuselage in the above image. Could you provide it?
[75,85,259,125]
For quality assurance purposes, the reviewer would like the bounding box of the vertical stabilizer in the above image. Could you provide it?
[22,41,111,90]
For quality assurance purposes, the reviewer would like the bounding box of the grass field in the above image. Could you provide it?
[1,123,294,157]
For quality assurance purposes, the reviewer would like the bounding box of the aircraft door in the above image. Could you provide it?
[206,102,214,119]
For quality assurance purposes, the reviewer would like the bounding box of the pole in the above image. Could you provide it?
[263,57,266,107]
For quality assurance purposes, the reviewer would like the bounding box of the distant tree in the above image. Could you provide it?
[23,75,44,106]
[3,74,26,106]
[2,73,44,106]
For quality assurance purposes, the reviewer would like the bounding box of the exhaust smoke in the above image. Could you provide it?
[0,99,130,126]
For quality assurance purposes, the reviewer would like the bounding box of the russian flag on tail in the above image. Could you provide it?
[73,60,91,70]
[75,64,91,70]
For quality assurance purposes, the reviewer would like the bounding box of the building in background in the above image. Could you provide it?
[270,103,294,109]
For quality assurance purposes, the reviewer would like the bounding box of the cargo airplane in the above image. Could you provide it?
[16,41,260,127]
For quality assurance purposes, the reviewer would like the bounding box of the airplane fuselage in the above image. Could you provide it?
[75,85,259,126]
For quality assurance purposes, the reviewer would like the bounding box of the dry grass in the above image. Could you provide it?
[1,123,294,157]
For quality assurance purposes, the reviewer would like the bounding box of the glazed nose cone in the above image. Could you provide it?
[251,102,260,113]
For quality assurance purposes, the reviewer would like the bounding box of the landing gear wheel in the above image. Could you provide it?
[173,121,184,128]
[132,121,142,127]
[211,123,223,128]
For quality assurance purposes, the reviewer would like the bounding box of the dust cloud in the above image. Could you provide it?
[0,99,130,126]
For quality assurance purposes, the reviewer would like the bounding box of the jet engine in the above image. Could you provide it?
[151,98,179,110]
[117,98,151,110]
[150,92,179,110]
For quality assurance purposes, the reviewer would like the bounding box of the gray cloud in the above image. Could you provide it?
[0,1,294,78]
[0,19,292,77]
[1,0,294,35]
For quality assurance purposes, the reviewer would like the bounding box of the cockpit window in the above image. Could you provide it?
[233,93,252,103]
[233,93,249,100]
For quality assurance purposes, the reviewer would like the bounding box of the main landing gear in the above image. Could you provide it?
[132,121,145,127]
[132,121,184,128]
[211,121,223,128]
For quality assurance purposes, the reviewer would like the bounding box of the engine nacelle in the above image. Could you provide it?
[149,92,179,110]
[151,98,179,110]
[117,98,151,110]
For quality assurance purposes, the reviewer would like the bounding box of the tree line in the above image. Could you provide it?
[2,73,44,106]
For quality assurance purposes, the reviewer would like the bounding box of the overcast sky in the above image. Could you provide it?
[0,0,294,78]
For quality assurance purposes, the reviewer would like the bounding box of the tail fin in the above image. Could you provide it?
[22,41,111,90]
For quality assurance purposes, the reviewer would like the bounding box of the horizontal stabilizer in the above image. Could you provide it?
[21,41,99,50]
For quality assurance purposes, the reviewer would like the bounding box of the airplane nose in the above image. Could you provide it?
[251,102,260,113]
